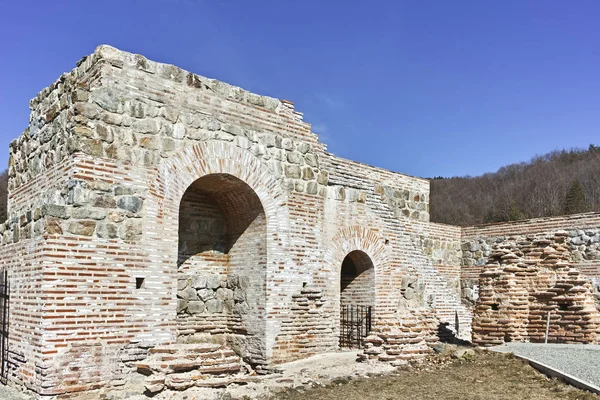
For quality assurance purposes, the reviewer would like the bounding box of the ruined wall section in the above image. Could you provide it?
[0,150,113,395]
[8,52,103,211]
[461,212,600,306]
[0,43,494,395]
[0,152,151,395]
[81,46,336,368]
[269,187,335,363]
[319,193,441,365]
[315,155,472,368]
[472,232,600,346]
[79,45,327,190]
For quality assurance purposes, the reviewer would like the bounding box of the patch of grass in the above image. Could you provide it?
[275,352,597,400]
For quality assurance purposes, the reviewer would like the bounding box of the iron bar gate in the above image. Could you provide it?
[340,305,372,349]
[0,269,8,385]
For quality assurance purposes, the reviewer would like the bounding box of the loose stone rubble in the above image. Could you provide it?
[0,45,599,399]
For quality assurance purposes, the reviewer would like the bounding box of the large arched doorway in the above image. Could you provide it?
[340,250,374,348]
[176,173,267,366]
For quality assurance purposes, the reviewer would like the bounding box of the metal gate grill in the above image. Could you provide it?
[0,269,8,385]
[340,305,372,349]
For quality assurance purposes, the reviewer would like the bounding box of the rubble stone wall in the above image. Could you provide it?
[462,213,600,346]
[472,232,600,345]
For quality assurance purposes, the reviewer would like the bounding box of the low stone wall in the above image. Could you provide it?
[360,309,438,366]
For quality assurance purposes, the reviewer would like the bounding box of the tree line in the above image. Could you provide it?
[430,145,600,226]
[0,145,598,226]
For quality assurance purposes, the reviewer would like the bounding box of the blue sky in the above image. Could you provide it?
[1,1,599,178]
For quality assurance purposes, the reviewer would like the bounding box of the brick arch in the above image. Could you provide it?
[325,226,389,275]
[150,141,288,232]
[325,226,390,305]
[141,140,290,354]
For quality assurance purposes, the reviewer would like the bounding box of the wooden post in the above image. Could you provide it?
[545,311,550,344]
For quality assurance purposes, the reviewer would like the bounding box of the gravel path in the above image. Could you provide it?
[492,343,600,388]
[0,384,33,400]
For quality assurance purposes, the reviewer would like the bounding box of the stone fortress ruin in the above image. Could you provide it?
[0,45,599,399]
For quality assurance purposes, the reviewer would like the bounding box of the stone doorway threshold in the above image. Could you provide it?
[131,350,395,399]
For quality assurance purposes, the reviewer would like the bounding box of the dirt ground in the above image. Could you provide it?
[274,351,598,400]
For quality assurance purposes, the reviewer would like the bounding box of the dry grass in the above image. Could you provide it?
[275,351,598,400]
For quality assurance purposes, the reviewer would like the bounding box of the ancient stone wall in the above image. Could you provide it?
[7,44,600,399]
[0,45,470,398]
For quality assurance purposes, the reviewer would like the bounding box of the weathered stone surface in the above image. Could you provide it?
[284,164,301,179]
[197,288,214,302]
[43,205,68,219]
[70,208,106,220]
[92,194,117,208]
[177,299,188,314]
[208,275,221,289]
[108,211,126,223]
[187,301,205,314]
[179,286,197,301]
[67,220,96,236]
[96,222,118,239]
[46,218,63,235]
[205,299,224,313]
[119,219,142,241]
[177,279,189,291]
[117,196,144,213]
[302,167,314,181]
[92,87,122,113]
[192,275,207,289]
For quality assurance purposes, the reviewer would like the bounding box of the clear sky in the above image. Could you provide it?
[1,0,598,178]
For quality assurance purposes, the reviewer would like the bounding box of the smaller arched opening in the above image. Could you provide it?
[339,250,375,348]
[340,250,375,307]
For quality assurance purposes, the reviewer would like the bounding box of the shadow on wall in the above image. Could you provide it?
[340,250,375,308]
[438,320,471,346]
[177,173,264,268]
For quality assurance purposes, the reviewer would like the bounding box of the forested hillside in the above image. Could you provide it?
[430,145,600,226]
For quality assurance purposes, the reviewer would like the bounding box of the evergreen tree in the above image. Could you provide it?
[563,180,588,214]
[507,201,526,221]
